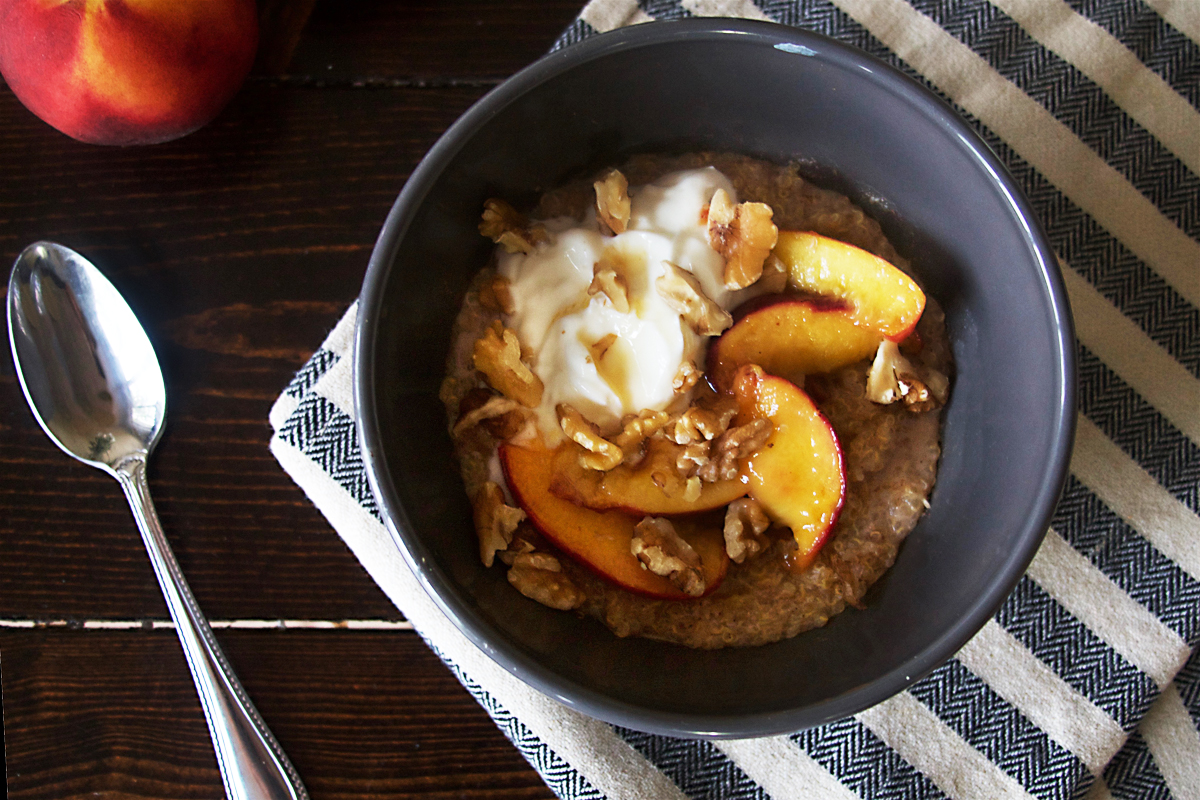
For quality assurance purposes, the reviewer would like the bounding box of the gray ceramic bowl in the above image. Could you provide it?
[355,19,1075,737]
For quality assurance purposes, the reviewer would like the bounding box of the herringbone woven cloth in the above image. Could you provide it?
[270,2,1200,797]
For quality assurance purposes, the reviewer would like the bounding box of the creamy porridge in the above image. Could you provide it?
[439,153,951,649]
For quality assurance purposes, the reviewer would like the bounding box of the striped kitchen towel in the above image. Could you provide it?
[270,1,1200,797]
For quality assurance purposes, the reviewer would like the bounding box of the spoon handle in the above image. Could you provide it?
[115,455,308,800]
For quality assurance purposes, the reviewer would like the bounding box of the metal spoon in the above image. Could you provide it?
[7,242,308,800]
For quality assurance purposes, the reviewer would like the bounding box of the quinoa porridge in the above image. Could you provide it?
[439,153,952,649]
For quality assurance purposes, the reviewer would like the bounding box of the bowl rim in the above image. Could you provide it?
[356,17,1077,738]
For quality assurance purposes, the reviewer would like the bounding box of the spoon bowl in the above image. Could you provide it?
[9,242,165,471]
[8,242,307,800]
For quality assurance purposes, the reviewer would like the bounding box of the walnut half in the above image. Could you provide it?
[697,418,772,483]
[479,198,548,254]
[507,552,585,610]
[630,517,705,597]
[656,261,732,336]
[588,262,631,313]
[724,498,771,563]
[706,188,778,290]
[866,340,947,412]
[613,409,671,467]
[558,403,624,471]
[667,403,737,446]
[473,321,544,408]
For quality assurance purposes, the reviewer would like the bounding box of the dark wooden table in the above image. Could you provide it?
[1,2,585,797]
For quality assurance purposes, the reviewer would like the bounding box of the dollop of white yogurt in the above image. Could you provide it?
[498,167,738,438]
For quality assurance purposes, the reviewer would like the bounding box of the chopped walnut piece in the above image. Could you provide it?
[594,169,631,234]
[453,390,526,440]
[479,198,548,254]
[673,360,701,394]
[588,264,631,313]
[706,188,779,290]
[507,552,585,610]
[724,498,771,564]
[558,403,624,471]
[675,441,711,478]
[698,419,772,482]
[473,321,544,408]
[656,260,732,335]
[897,373,936,412]
[478,272,516,314]
[683,476,702,503]
[866,340,909,404]
[866,340,945,412]
[473,482,526,568]
[630,517,706,597]
[497,533,537,566]
[668,405,736,445]
[613,409,671,466]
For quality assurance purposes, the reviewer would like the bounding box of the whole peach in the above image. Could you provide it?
[0,0,258,145]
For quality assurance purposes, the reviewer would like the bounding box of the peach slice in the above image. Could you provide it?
[732,365,845,570]
[707,297,881,392]
[549,437,747,514]
[774,231,925,341]
[500,441,728,599]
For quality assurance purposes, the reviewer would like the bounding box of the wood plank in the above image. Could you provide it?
[2,628,556,799]
[0,83,485,622]
[286,0,584,82]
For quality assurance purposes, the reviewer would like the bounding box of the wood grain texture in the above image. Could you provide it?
[0,84,481,622]
[3,629,556,800]
[1,0,587,794]
[257,0,321,76]
[287,0,584,83]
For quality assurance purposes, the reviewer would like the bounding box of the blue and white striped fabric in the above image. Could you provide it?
[270,2,1200,796]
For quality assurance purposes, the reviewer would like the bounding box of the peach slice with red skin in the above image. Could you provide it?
[500,441,728,599]
[732,365,845,570]
[549,437,747,514]
[774,231,925,341]
[707,296,882,392]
